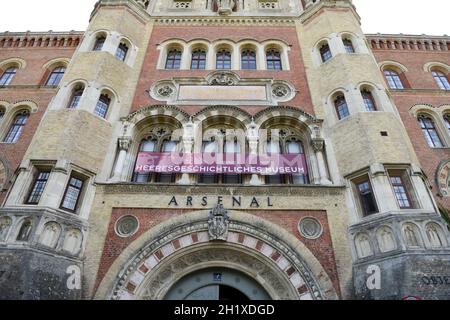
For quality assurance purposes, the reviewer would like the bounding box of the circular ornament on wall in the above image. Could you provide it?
[298,217,323,240]
[271,81,296,102]
[149,81,177,102]
[115,215,140,238]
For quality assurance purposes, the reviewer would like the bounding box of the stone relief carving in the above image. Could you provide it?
[207,71,240,86]
[271,81,295,102]
[298,217,323,240]
[208,204,229,241]
[150,81,177,101]
[215,0,236,15]
[115,215,140,238]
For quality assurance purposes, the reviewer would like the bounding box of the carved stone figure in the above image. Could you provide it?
[208,204,229,241]
[214,0,236,15]
[210,73,237,86]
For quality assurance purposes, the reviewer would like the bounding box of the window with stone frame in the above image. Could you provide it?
[387,169,417,209]
[92,36,106,51]
[241,49,257,70]
[334,94,350,120]
[60,174,86,213]
[116,42,129,62]
[216,49,232,70]
[132,126,180,184]
[191,49,207,70]
[94,93,111,119]
[361,89,377,112]
[26,170,51,205]
[0,67,17,86]
[320,43,332,63]
[67,85,85,109]
[352,174,378,217]
[432,70,450,90]
[45,66,66,86]
[264,127,309,185]
[384,69,404,90]
[418,114,444,148]
[343,38,355,53]
[266,49,282,71]
[199,126,243,185]
[3,110,29,143]
[165,49,182,70]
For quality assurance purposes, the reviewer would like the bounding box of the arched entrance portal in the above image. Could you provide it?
[165,268,271,300]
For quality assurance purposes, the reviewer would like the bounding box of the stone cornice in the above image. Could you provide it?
[152,17,296,26]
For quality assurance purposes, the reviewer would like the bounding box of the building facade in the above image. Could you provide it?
[0,0,450,300]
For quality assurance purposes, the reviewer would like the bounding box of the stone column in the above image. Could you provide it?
[312,139,332,185]
[111,137,132,182]
[257,45,266,70]
[178,121,195,185]
[248,121,263,185]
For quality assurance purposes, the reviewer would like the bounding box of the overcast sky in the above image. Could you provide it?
[0,0,448,35]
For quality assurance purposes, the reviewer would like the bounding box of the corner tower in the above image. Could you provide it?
[296,0,450,299]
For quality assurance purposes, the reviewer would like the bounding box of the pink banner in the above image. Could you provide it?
[134,152,307,176]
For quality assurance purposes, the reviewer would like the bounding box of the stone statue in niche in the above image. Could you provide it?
[214,0,236,15]
[208,204,229,241]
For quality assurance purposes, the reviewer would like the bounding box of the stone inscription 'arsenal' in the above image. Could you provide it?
[168,196,274,208]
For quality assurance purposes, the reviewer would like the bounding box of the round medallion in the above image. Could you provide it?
[115,215,139,238]
[298,217,323,240]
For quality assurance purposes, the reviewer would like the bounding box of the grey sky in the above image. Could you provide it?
[0,0,448,36]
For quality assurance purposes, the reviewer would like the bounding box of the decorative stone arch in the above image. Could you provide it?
[124,105,189,127]
[254,106,320,133]
[435,159,450,197]
[423,61,450,73]
[379,60,409,73]
[96,210,337,301]
[42,57,70,70]
[0,157,9,191]
[409,104,438,118]
[192,105,252,126]
[0,57,27,70]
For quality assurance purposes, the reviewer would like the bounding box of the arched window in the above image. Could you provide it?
[0,107,5,121]
[68,86,84,109]
[334,95,350,120]
[444,114,450,130]
[320,44,332,63]
[266,49,282,70]
[343,38,355,53]
[384,69,404,89]
[361,89,377,111]
[191,49,207,70]
[94,93,111,119]
[3,110,29,143]
[116,42,129,62]
[418,115,443,148]
[16,219,33,242]
[432,70,450,90]
[45,66,66,86]
[216,49,232,70]
[132,127,179,183]
[165,49,182,69]
[265,132,309,185]
[241,49,256,70]
[93,36,106,51]
[0,67,17,86]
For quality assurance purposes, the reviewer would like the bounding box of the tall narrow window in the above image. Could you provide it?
[199,140,219,183]
[93,36,105,51]
[116,43,129,62]
[444,114,450,130]
[45,66,66,86]
[241,49,256,70]
[266,49,282,70]
[3,111,29,143]
[389,176,411,209]
[356,178,378,217]
[343,38,355,53]
[334,95,350,120]
[384,69,404,89]
[418,115,443,148]
[156,140,178,183]
[361,90,377,111]
[0,67,17,86]
[432,71,450,90]
[94,94,111,119]
[68,88,84,109]
[216,49,232,70]
[27,171,51,204]
[286,140,309,185]
[133,138,156,183]
[265,139,283,185]
[191,49,206,70]
[165,49,182,69]
[320,44,332,62]
[60,176,84,212]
